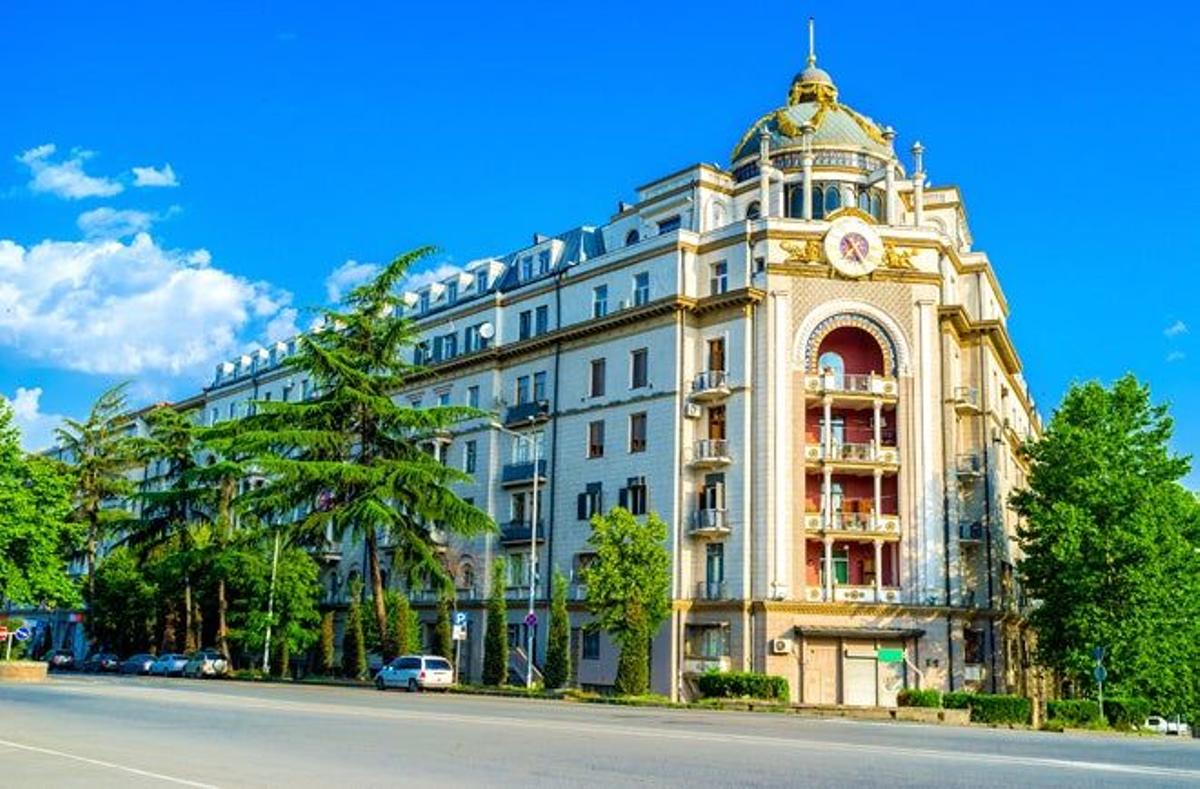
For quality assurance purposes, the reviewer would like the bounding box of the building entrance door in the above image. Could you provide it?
[802,640,839,704]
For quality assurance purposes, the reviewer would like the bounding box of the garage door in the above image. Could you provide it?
[843,655,876,706]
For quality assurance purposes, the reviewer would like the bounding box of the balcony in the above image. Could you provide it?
[804,508,901,539]
[804,441,900,471]
[309,540,343,564]
[503,399,550,427]
[804,372,898,403]
[690,370,731,402]
[805,585,901,604]
[956,453,983,477]
[952,386,981,414]
[500,459,547,487]
[688,508,730,538]
[504,585,531,601]
[695,580,729,600]
[690,438,732,468]
[683,655,731,675]
[959,520,984,542]
[568,583,588,601]
[500,519,546,545]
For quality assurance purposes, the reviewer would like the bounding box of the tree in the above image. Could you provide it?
[543,570,571,690]
[224,536,322,671]
[1013,375,1200,718]
[342,583,368,679]
[383,591,413,659]
[482,558,508,686]
[582,508,671,697]
[432,595,453,660]
[320,611,336,675]
[89,548,157,655]
[56,383,136,609]
[234,247,494,650]
[0,400,81,609]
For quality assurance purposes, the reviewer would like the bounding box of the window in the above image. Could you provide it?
[630,348,648,389]
[282,383,293,402]
[824,184,841,212]
[700,473,726,510]
[685,625,730,659]
[589,359,606,397]
[582,630,600,660]
[745,200,761,220]
[964,629,984,666]
[710,261,728,295]
[633,272,650,306]
[516,376,530,405]
[446,280,458,304]
[657,215,681,234]
[592,285,608,318]
[707,337,726,372]
[870,191,883,221]
[518,310,532,340]
[263,391,272,403]
[624,229,640,246]
[577,482,603,520]
[210,407,219,425]
[510,431,545,463]
[508,552,531,587]
[858,189,871,213]
[587,420,605,458]
[437,390,451,407]
[817,351,845,386]
[520,256,533,281]
[788,185,805,218]
[629,412,647,453]
[620,476,648,516]
[812,185,826,220]
[706,543,725,589]
[535,305,549,335]
[442,332,457,359]
[533,371,547,401]
[475,269,488,293]
[228,402,236,420]
[419,292,430,313]
[537,250,551,275]
[819,545,850,586]
[301,379,311,400]
[414,341,429,365]
[467,385,480,409]
[465,323,485,352]
[708,405,727,440]
[464,440,477,473]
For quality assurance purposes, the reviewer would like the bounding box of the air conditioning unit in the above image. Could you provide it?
[684,402,702,419]
[618,299,629,310]
[770,638,791,655]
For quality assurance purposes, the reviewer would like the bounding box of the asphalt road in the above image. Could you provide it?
[1,675,1197,788]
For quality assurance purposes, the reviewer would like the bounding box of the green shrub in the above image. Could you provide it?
[542,571,571,690]
[1040,718,1066,732]
[966,694,1031,725]
[897,689,942,708]
[1103,697,1151,730]
[942,691,973,710]
[341,598,367,680]
[697,670,789,701]
[1047,699,1102,727]
[319,611,335,675]
[482,558,508,686]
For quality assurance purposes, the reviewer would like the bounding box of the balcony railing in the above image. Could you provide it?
[503,399,550,427]
[806,585,901,604]
[689,508,730,537]
[804,507,901,537]
[804,372,898,399]
[805,441,899,466]
[500,459,547,486]
[691,438,731,467]
[956,453,983,476]
[690,370,731,401]
[683,655,731,675]
[695,580,729,601]
[959,521,984,542]
[953,386,981,412]
[568,583,588,601]
[500,519,545,544]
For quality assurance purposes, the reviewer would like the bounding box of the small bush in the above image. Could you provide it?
[697,670,789,701]
[1041,718,1066,732]
[942,691,973,710]
[1047,699,1102,727]
[966,694,1031,725]
[897,689,942,708]
[1104,697,1151,730]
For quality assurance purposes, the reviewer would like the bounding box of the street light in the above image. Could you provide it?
[490,419,540,688]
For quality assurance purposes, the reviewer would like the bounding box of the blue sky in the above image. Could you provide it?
[1,1,1198,488]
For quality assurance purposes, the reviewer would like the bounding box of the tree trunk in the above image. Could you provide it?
[366,530,388,645]
[217,578,228,657]
[86,512,98,632]
[216,477,235,659]
[183,578,195,652]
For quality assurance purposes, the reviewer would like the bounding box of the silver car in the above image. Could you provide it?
[182,650,229,679]
[375,655,454,692]
[149,653,188,677]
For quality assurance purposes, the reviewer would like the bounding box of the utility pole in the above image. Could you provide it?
[262,530,281,673]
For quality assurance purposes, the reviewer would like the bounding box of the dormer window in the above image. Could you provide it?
[520,256,533,281]
[537,250,551,275]
[419,292,430,314]
[745,201,761,220]
[657,215,681,234]
[446,281,458,304]
[475,269,488,293]
[625,229,640,246]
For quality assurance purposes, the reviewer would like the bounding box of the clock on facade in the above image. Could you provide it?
[823,216,883,279]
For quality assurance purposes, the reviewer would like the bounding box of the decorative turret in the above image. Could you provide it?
[788,19,838,106]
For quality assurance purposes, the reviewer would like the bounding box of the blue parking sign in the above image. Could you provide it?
[454,612,467,627]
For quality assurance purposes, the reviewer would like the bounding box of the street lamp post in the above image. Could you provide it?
[491,419,540,689]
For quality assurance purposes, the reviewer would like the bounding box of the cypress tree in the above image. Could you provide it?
[543,570,571,689]
[482,558,508,686]
[319,611,336,675]
[613,602,650,696]
[342,596,368,679]
[433,595,454,660]
[386,592,413,659]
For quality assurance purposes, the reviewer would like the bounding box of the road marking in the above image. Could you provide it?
[0,737,218,788]
[29,681,1200,782]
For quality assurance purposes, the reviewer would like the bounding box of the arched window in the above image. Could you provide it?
[788,186,805,218]
[824,185,841,213]
[625,229,640,246]
[745,200,761,220]
[812,186,826,220]
[818,350,845,388]
[870,192,883,221]
[858,190,871,213]
[461,563,476,592]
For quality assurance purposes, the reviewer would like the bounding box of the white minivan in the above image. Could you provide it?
[375,655,455,692]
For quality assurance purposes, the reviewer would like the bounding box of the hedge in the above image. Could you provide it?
[965,694,1031,724]
[942,691,972,710]
[697,671,789,701]
[1103,697,1151,730]
[1046,699,1102,727]
[897,689,942,708]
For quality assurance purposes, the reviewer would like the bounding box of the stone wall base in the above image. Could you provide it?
[0,661,48,682]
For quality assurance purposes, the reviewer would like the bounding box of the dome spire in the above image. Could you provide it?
[807,16,817,68]
[789,17,837,106]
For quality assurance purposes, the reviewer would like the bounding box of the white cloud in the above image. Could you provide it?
[324,259,379,302]
[2,387,63,451]
[264,307,300,343]
[402,262,461,292]
[0,233,292,377]
[1164,320,1188,338]
[77,207,156,238]
[17,143,123,199]
[1167,350,1186,363]
[132,163,179,188]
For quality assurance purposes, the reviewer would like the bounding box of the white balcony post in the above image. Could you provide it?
[823,466,833,528]
[822,396,833,459]
[823,537,834,601]
[873,469,883,529]
[873,538,884,600]
[872,399,882,457]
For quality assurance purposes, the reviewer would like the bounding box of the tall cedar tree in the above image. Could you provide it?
[432,595,454,660]
[56,382,137,612]
[1012,375,1200,718]
[385,591,413,659]
[582,508,671,696]
[342,592,368,679]
[320,611,336,674]
[233,247,494,647]
[543,570,571,689]
[483,557,508,686]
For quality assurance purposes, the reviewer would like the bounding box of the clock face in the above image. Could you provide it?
[823,218,882,278]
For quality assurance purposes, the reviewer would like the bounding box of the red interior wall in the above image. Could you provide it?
[818,326,885,375]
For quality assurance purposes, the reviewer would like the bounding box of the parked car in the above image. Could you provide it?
[81,652,121,673]
[374,655,454,692]
[120,653,156,675]
[1145,715,1192,736]
[47,649,76,672]
[182,650,229,679]
[149,653,189,677]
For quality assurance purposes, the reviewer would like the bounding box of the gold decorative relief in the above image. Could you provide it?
[883,243,915,269]
[782,239,824,264]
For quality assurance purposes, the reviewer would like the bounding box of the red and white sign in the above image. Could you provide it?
[0,627,8,641]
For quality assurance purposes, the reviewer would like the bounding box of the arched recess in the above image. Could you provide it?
[793,300,911,376]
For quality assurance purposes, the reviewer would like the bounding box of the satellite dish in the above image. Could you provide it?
[479,322,495,340]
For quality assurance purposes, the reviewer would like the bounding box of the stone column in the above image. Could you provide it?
[801,124,814,220]
[872,399,882,457]
[911,142,925,228]
[873,469,883,528]
[874,538,884,600]
[823,536,834,601]
[758,132,771,218]
[823,396,833,459]
[823,467,833,528]
[770,290,792,599]
[882,126,897,224]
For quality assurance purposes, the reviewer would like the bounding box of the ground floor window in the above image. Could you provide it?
[964,628,985,665]
[582,630,600,660]
[684,624,730,659]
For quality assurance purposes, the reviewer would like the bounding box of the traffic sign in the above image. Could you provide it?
[1093,665,1108,684]
[876,648,905,664]
[0,627,7,641]
[523,612,537,628]
[454,611,467,627]
[13,626,30,642]
[1092,645,1106,662]
[452,625,467,641]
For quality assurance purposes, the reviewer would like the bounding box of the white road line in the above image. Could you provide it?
[0,737,218,788]
[33,682,1200,782]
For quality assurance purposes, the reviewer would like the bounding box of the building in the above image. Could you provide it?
[54,26,1042,705]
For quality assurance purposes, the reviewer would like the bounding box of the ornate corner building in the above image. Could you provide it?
[193,31,1042,704]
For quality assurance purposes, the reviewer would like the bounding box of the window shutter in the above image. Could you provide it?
[618,487,629,510]
[577,493,588,521]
